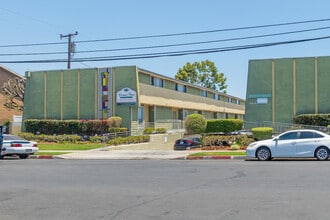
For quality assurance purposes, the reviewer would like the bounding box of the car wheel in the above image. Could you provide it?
[18,154,29,159]
[256,147,271,161]
[315,147,329,161]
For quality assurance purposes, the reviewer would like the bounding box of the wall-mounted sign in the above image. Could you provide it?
[116,88,137,105]
[257,97,268,104]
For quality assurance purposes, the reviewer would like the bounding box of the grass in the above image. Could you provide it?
[38,143,105,151]
[189,151,246,157]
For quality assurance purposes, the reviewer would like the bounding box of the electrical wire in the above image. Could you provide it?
[0,35,329,63]
[1,26,330,56]
[0,18,329,48]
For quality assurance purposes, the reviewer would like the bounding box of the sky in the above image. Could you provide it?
[1,0,330,99]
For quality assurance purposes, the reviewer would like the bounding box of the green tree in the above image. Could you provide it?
[175,60,227,93]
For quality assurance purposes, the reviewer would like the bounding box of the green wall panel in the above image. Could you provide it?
[45,72,61,119]
[187,86,200,96]
[138,72,150,84]
[274,59,293,123]
[24,72,45,119]
[63,71,78,119]
[80,69,97,119]
[295,58,315,115]
[113,66,138,129]
[164,80,175,90]
[317,57,330,113]
[245,59,273,123]
[156,106,172,120]
[203,111,213,119]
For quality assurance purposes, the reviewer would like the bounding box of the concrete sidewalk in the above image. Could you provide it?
[56,149,193,160]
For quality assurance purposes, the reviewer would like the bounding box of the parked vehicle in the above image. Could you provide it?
[246,129,330,161]
[174,137,201,150]
[229,129,253,138]
[1,134,38,159]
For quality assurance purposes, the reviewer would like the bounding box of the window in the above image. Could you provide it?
[214,94,219,100]
[279,132,298,140]
[299,131,314,139]
[200,90,207,97]
[176,84,186,93]
[300,131,324,139]
[151,77,163,87]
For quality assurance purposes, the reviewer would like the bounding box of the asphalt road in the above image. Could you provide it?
[1,159,330,220]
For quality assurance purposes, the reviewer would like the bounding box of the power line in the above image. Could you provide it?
[0,35,329,64]
[0,18,330,48]
[75,18,330,43]
[1,26,330,56]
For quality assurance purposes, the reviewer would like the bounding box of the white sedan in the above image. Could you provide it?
[246,129,330,161]
[1,134,38,159]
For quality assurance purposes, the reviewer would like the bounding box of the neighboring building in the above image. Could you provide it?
[245,56,330,127]
[23,66,245,134]
[0,65,24,129]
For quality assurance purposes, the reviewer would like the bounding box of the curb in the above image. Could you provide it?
[186,155,247,160]
[29,155,59,159]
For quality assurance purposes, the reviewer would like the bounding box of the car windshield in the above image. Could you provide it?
[3,135,26,141]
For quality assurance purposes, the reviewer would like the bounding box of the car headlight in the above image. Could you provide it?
[247,142,257,148]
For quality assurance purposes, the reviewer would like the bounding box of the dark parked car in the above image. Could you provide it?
[174,137,201,150]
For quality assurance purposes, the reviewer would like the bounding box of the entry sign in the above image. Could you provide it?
[116,88,137,105]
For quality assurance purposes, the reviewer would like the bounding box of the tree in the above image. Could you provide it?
[175,60,227,93]
[1,77,25,111]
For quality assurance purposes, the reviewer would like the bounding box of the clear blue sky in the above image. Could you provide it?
[1,0,330,99]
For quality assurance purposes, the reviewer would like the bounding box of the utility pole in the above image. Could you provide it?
[60,31,78,69]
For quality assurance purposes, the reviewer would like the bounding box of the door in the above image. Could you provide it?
[272,131,299,157]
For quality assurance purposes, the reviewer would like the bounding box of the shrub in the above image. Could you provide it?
[252,127,273,140]
[143,127,155,134]
[205,119,243,133]
[107,135,149,146]
[108,127,128,133]
[185,114,207,134]
[155,128,167,134]
[89,135,105,143]
[107,116,122,128]
[230,144,241,150]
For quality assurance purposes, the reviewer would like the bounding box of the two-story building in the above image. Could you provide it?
[23,66,245,134]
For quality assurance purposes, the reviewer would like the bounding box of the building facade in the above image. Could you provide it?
[245,56,330,127]
[23,66,245,134]
[0,65,24,132]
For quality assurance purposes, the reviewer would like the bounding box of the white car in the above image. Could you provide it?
[246,129,330,161]
[1,134,38,159]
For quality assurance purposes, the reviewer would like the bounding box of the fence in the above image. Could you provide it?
[131,120,185,136]
[244,121,329,134]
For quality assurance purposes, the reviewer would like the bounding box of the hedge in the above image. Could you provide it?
[24,118,125,135]
[293,114,330,126]
[251,127,273,140]
[205,119,243,133]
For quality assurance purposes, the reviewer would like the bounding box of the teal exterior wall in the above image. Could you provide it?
[23,69,98,123]
[245,56,330,126]
[112,66,139,129]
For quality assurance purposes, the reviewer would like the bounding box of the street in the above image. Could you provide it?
[1,159,330,220]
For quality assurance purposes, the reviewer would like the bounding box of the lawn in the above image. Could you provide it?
[38,143,105,151]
